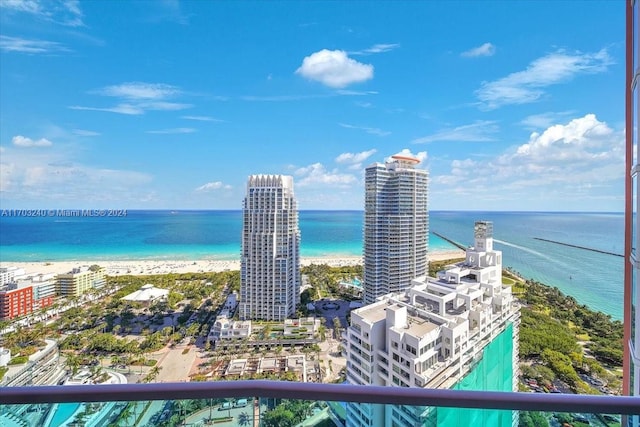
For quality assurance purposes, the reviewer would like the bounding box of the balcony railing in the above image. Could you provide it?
[1,380,638,413]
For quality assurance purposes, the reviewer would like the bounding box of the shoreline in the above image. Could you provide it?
[0,250,465,277]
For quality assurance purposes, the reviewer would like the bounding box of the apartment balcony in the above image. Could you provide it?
[1,380,637,427]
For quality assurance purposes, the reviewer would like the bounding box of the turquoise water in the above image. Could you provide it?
[430,211,623,320]
[48,403,81,426]
[0,210,454,261]
[0,210,624,319]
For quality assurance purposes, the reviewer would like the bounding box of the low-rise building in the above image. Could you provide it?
[0,267,26,286]
[208,310,252,346]
[121,284,169,306]
[15,273,56,312]
[284,317,319,338]
[0,348,11,367]
[56,266,106,298]
[1,339,61,387]
[0,283,34,320]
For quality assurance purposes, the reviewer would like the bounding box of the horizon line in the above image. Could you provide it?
[0,208,625,214]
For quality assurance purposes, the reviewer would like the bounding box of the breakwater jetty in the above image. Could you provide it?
[432,232,467,251]
[533,237,623,258]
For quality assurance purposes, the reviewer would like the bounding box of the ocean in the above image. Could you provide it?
[0,210,624,320]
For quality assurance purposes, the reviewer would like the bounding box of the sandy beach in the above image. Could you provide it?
[0,250,465,277]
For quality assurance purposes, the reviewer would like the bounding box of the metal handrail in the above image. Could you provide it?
[1,380,639,414]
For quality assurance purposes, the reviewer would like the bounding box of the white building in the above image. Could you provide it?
[222,291,239,312]
[0,267,26,286]
[207,310,252,346]
[239,174,301,321]
[363,154,429,305]
[16,273,57,301]
[283,317,319,338]
[345,221,519,427]
[121,284,169,306]
[0,348,11,367]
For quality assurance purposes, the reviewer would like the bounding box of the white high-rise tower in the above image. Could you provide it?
[346,221,519,427]
[363,154,429,305]
[239,175,300,321]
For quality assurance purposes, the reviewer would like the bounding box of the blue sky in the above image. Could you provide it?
[0,0,625,211]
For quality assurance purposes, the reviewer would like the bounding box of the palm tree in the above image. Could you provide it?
[117,403,133,425]
[238,411,251,426]
[64,352,81,375]
[0,320,10,334]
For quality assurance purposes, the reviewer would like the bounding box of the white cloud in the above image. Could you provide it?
[240,94,326,102]
[514,114,613,159]
[146,128,195,134]
[1,0,84,26]
[476,49,612,109]
[296,49,374,88]
[140,101,191,111]
[339,123,390,137]
[71,129,100,136]
[239,90,377,102]
[519,111,575,130]
[294,162,358,187]
[0,35,70,53]
[12,135,53,147]
[72,129,100,137]
[0,145,153,203]
[335,149,377,169]
[195,181,232,192]
[355,101,372,108]
[336,89,378,96]
[387,149,428,164]
[97,82,181,100]
[351,43,400,55]
[181,115,223,122]
[461,42,495,58]
[432,114,623,209]
[69,104,144,115]
[71,82,191,115]
[1,0,42,14]
[335,149,377,165]
[413,120,499,143]
[145,0,189,25]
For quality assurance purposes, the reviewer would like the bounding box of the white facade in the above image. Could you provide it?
[222,292,239,312]
[283,317,319,337]
[0,348,11,367]
[0,267,26,286]
[239,174,300,321]
[346,221,519,427]
[208,310,252,345]
[121,284,169,305]
[15,273,56,301]
[363,155,429,305]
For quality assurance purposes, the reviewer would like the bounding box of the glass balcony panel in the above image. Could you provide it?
[0,398,626,427]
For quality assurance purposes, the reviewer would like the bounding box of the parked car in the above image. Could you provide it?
[234,398,248,408]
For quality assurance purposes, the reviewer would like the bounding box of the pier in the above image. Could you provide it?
[432,232,467,251]
[533,237,623,257]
